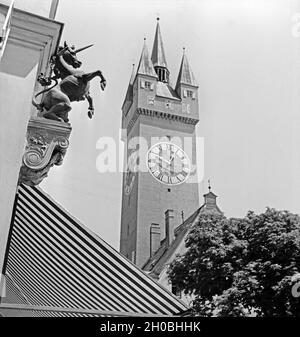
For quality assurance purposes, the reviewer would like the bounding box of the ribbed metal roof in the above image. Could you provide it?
[0,185,187,317]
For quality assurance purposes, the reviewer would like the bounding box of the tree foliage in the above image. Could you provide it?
[167,208,300,316]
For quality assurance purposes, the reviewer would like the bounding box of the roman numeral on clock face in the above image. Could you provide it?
[181,170,188,177]
[177,174,185,182]
[171,176,177,184]
[157,172,164,181]
[153,170,160,177]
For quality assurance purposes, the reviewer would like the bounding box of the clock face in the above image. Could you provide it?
[146,142,191,185]
[124,150,138,195]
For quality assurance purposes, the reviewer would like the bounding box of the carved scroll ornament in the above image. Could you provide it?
[18,117,71,186]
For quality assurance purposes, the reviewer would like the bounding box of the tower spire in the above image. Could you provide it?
[151,18,169,82]
[175,49,198,90]
[136,38,157,78]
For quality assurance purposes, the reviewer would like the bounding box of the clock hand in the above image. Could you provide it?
[169,153,175,164]
[151,153,171,165]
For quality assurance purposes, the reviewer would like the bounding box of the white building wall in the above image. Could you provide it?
[0,65,38,275]
[0,0,57,18]
[0,0,62,280]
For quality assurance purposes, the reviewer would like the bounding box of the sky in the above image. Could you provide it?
[42,0,300,249]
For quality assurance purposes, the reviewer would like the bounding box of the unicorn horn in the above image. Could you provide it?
[56,46,69,56]
[74,44,94,54]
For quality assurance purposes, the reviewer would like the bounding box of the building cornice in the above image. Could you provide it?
[0,4,63,79]
[138,107,199,124]
[126,107,199,136]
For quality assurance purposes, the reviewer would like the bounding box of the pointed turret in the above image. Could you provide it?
[122,63,136,114]
[137,38,157,78]
[151,18,169,83]
[129,63,136,85]
[175,49,198,90]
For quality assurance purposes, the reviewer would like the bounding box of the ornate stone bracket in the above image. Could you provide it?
[19,117,72,186]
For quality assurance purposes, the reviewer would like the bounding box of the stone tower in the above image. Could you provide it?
[120,19,200,267]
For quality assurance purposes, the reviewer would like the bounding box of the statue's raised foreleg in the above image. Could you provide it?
[85,92,94,119]
[82,70,106,91]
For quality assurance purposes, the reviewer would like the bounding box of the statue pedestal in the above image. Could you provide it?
[19,117,72,186]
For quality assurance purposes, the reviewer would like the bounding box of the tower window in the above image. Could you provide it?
[186,90,193,98]
[145,81,151,89]
[141,80,154,91]
[183,89,195,99]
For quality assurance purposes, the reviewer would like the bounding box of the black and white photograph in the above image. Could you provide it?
[0,0,299,333]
